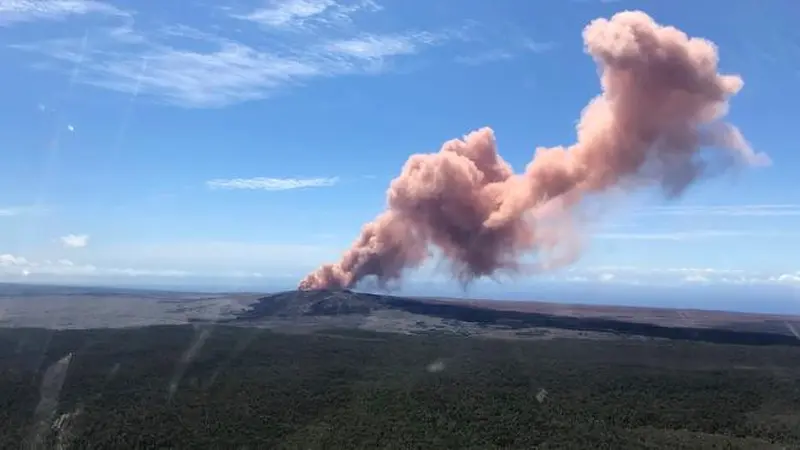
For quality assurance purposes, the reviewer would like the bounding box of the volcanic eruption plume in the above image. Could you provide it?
[298,10,770,291]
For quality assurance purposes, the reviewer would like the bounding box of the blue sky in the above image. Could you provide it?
[0,0,798,300]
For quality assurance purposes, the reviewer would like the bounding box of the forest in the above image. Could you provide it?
[2,324,800,449]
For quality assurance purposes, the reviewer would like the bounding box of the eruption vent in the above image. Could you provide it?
[299,10,770,291]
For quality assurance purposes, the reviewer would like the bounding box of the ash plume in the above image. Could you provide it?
[299,10,770,291]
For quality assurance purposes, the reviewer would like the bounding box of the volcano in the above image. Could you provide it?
[228,289,800,347]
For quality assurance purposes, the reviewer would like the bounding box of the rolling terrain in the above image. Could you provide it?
[1,283,799,347]
[225,289,800,346]
[3,284,800,448]
[3,324,800,448]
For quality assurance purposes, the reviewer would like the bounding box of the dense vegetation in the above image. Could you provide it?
[2,325,800,449]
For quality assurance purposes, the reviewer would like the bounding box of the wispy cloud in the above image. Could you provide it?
[0,255,275,280]
[581,266,750,276]
[325,32,434,59]
[0,240,336,280]
[683,274,710,283]
[0,253,29,266]
[206,176,339,190]
[231,0,380,30]
[636,204,800,217]
[454,38,556,66]
[11,2,459,107]
[455,50,514,66]
[0,205,49,217]
[60,234,89,248]
[523,40,558,53]
[572,265,800,287]
[594,229,800,241]
[0,0,126,25]
[774,273,800,285]
[98,41,323,107]
[691,273,800,286]
[598,273,615,282]
[0,254,190,278]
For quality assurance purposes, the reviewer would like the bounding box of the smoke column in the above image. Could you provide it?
[298,10,770,291]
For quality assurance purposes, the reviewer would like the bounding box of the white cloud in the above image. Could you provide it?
[598,273,615,282]
[0,0,125,25]
[15,33,322,107]
[97,42,324,107]
[0,254,190,278]
[452,37,556,67]
[637,204,800,217]
[235,0,334,28]
[11,3,458,107]
[571,265,800,287]
[523,40,558,53]
[0,254,30,266]
[454,50,514,66]
[0,205,48,217]
[772,273,800,285]
[563,275,589,283]
[582,266,748,275]
[232,0,380,30]
[716,275,800,287]
[207,176,339,190]
[60,234,89,248]
[593,229,799,241]
[324,32,435,59]
[0,242,338,282]
[683,274,710,283]
[0,240,336,282]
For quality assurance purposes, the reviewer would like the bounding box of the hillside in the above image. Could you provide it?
[229,289,800,346]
